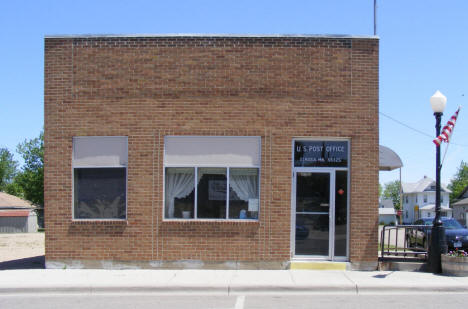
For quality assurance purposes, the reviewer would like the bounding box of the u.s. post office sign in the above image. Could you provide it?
[294,140,348,168]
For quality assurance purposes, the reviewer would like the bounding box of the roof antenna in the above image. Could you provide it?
[374,0,378,35]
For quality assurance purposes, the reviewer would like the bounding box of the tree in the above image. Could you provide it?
[14,132,44,207]
[0,148,18,192]
[383,180,401,210]
[4,180,23,197]
[448,161,468,203]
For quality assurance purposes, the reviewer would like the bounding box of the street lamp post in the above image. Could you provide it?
[429,90,449,273]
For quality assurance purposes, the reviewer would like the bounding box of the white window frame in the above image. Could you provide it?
[163,136,261,222]
[72,136,128,221]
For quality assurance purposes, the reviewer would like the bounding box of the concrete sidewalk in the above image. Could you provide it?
[0,269,467,295]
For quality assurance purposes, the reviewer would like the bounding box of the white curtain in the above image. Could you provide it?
[229,170,258,202]
[165,168,194,218]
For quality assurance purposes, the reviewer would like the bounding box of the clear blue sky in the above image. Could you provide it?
[1,0,467,187]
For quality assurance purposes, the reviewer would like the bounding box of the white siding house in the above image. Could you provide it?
[379,199,397,225]
[452,186,468,227]
[0,192,38,233]
[401,176,452,224]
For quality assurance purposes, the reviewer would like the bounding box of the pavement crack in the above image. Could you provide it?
[227,270,238,296]
[168,271,178,283]
[288,270,296,284]
[342,271,359,295]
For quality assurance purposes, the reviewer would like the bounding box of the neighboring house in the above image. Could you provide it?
[0,192,38,233]
[379,199,397,225]
[402,176,452,224]
[452,186,468,227]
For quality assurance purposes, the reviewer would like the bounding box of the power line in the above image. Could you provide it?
[379,111,433,138]
[379,111,468,147]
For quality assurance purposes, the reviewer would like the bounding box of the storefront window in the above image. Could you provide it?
[165,167,259,220]
[164,167,195,219]
[229,168,259,219]
[74,168,126,219]
[72,136,128,220]
[164,136,261,220]
[197,168,227,219]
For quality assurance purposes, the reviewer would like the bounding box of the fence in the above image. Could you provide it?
[380,224,431,261]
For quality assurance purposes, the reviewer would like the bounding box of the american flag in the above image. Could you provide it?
[433,107,461,146]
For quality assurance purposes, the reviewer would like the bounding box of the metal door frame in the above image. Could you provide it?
[290,138,350,262]
[292,168,335,260]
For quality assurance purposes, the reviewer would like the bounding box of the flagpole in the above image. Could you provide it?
[440,123,454,168]
[440,106,461,168]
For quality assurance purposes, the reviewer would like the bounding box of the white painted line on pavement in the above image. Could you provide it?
[234,295,245,309]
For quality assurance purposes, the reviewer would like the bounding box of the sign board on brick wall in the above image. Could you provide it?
[294,140,348,168]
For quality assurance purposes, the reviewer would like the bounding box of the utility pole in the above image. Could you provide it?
[374,0,377,35]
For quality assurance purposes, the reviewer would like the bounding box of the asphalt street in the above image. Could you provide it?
[1,294,467,309]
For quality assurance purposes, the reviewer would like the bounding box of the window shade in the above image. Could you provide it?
[164,136,261,166]
[73,136,128,167]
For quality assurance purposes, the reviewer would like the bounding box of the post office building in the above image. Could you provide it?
[44,34,379,270]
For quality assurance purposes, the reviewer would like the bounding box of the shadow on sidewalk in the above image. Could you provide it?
[373,271,395,278]
[0,255,45,270]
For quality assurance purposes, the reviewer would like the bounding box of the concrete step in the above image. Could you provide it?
[289,261,347,270]
[378,260,428,272]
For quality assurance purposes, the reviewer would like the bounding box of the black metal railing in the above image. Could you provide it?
[380,225,431,261]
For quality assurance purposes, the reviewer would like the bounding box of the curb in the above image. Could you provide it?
[0,286,230,295]
[1,283,467,295]
[356,285,468,294]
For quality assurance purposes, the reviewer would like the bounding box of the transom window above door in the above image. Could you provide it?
[294,140,348,168]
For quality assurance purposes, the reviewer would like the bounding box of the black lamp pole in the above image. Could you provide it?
[429,112,448,273]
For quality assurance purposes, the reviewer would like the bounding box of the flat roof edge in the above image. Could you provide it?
[44,33,379,40]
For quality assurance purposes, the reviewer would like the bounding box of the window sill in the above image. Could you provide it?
[71,219,128,225]
[162,219,259,224]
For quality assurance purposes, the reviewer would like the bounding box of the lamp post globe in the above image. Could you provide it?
[429,90,448,273]
[430,90,447,113]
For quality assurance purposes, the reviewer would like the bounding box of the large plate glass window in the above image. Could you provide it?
[73,136,128,220]
[164,136,261,220]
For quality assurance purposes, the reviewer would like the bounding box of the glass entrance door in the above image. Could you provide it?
[294,171,332,257]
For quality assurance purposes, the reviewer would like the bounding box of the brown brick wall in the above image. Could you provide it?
[44,36,379,265]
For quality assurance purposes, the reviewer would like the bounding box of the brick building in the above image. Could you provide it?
[44,34,379,270]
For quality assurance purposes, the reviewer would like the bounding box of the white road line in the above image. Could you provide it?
[234,295,245,309]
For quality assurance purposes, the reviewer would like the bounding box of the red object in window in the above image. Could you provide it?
[397,210,402,216]
[337,189,344,195]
